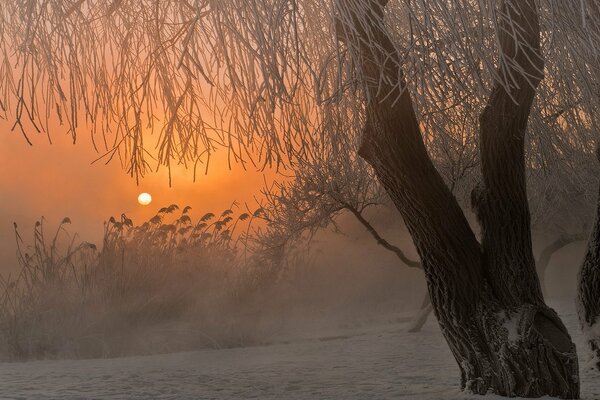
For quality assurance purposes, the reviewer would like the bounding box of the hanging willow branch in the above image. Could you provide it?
[0,0,598,182]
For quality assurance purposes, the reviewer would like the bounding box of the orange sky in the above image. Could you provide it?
[0,122,276,271]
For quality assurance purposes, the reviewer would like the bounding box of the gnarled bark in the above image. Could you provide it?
[578,148,600,370]
[578,179,600,369]
[336,0,579,397]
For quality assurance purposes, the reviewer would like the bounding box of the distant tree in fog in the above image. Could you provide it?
[4,0,600,396]
[257,132,435,331]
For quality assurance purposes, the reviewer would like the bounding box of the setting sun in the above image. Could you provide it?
[137,193,152,206]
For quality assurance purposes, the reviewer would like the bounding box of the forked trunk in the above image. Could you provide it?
[336,0,579,397]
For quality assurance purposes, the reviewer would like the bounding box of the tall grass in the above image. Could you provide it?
[0,205,273,360]
[0,203,414,361]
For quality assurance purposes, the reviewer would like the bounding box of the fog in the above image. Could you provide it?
[0,120,429,357]
[1,0,599,398]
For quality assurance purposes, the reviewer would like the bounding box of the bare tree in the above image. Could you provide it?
[529,154,596,294]
[258,135,435,329]
[527,0,600,294]
[333,0,580,396]
[5,0,600,397]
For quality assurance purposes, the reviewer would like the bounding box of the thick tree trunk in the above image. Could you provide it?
[336,0,579,397]
[578,147,600,370]
[578,176,600,369]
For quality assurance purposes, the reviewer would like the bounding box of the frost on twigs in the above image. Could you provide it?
[1,0,598,186]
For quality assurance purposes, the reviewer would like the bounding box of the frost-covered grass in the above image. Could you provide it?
[0,298,597,399]
[0,207,276,360]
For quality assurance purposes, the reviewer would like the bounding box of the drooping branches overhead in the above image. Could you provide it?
[1,0,599,183]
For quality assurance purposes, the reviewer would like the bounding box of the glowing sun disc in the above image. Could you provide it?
[138,192,152,206]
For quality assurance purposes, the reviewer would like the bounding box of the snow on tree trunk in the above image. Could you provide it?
[578,150,600,370]
[336,0,579,397]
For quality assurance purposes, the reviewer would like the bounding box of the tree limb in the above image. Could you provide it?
[342,202,421,269]
[474,0,546,307]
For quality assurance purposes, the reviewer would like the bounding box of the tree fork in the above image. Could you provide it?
[335,0,579,397]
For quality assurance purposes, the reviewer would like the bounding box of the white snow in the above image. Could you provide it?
[581,316,600,369]
[498,309,522,344]
[0,298,598,399]
[583,316,600,340]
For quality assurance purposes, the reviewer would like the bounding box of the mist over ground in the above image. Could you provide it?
[0,177,585,360]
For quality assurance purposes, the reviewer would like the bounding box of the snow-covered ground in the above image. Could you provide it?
[1,298,598,400]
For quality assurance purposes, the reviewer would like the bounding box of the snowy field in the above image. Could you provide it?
[0,298,598,400]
